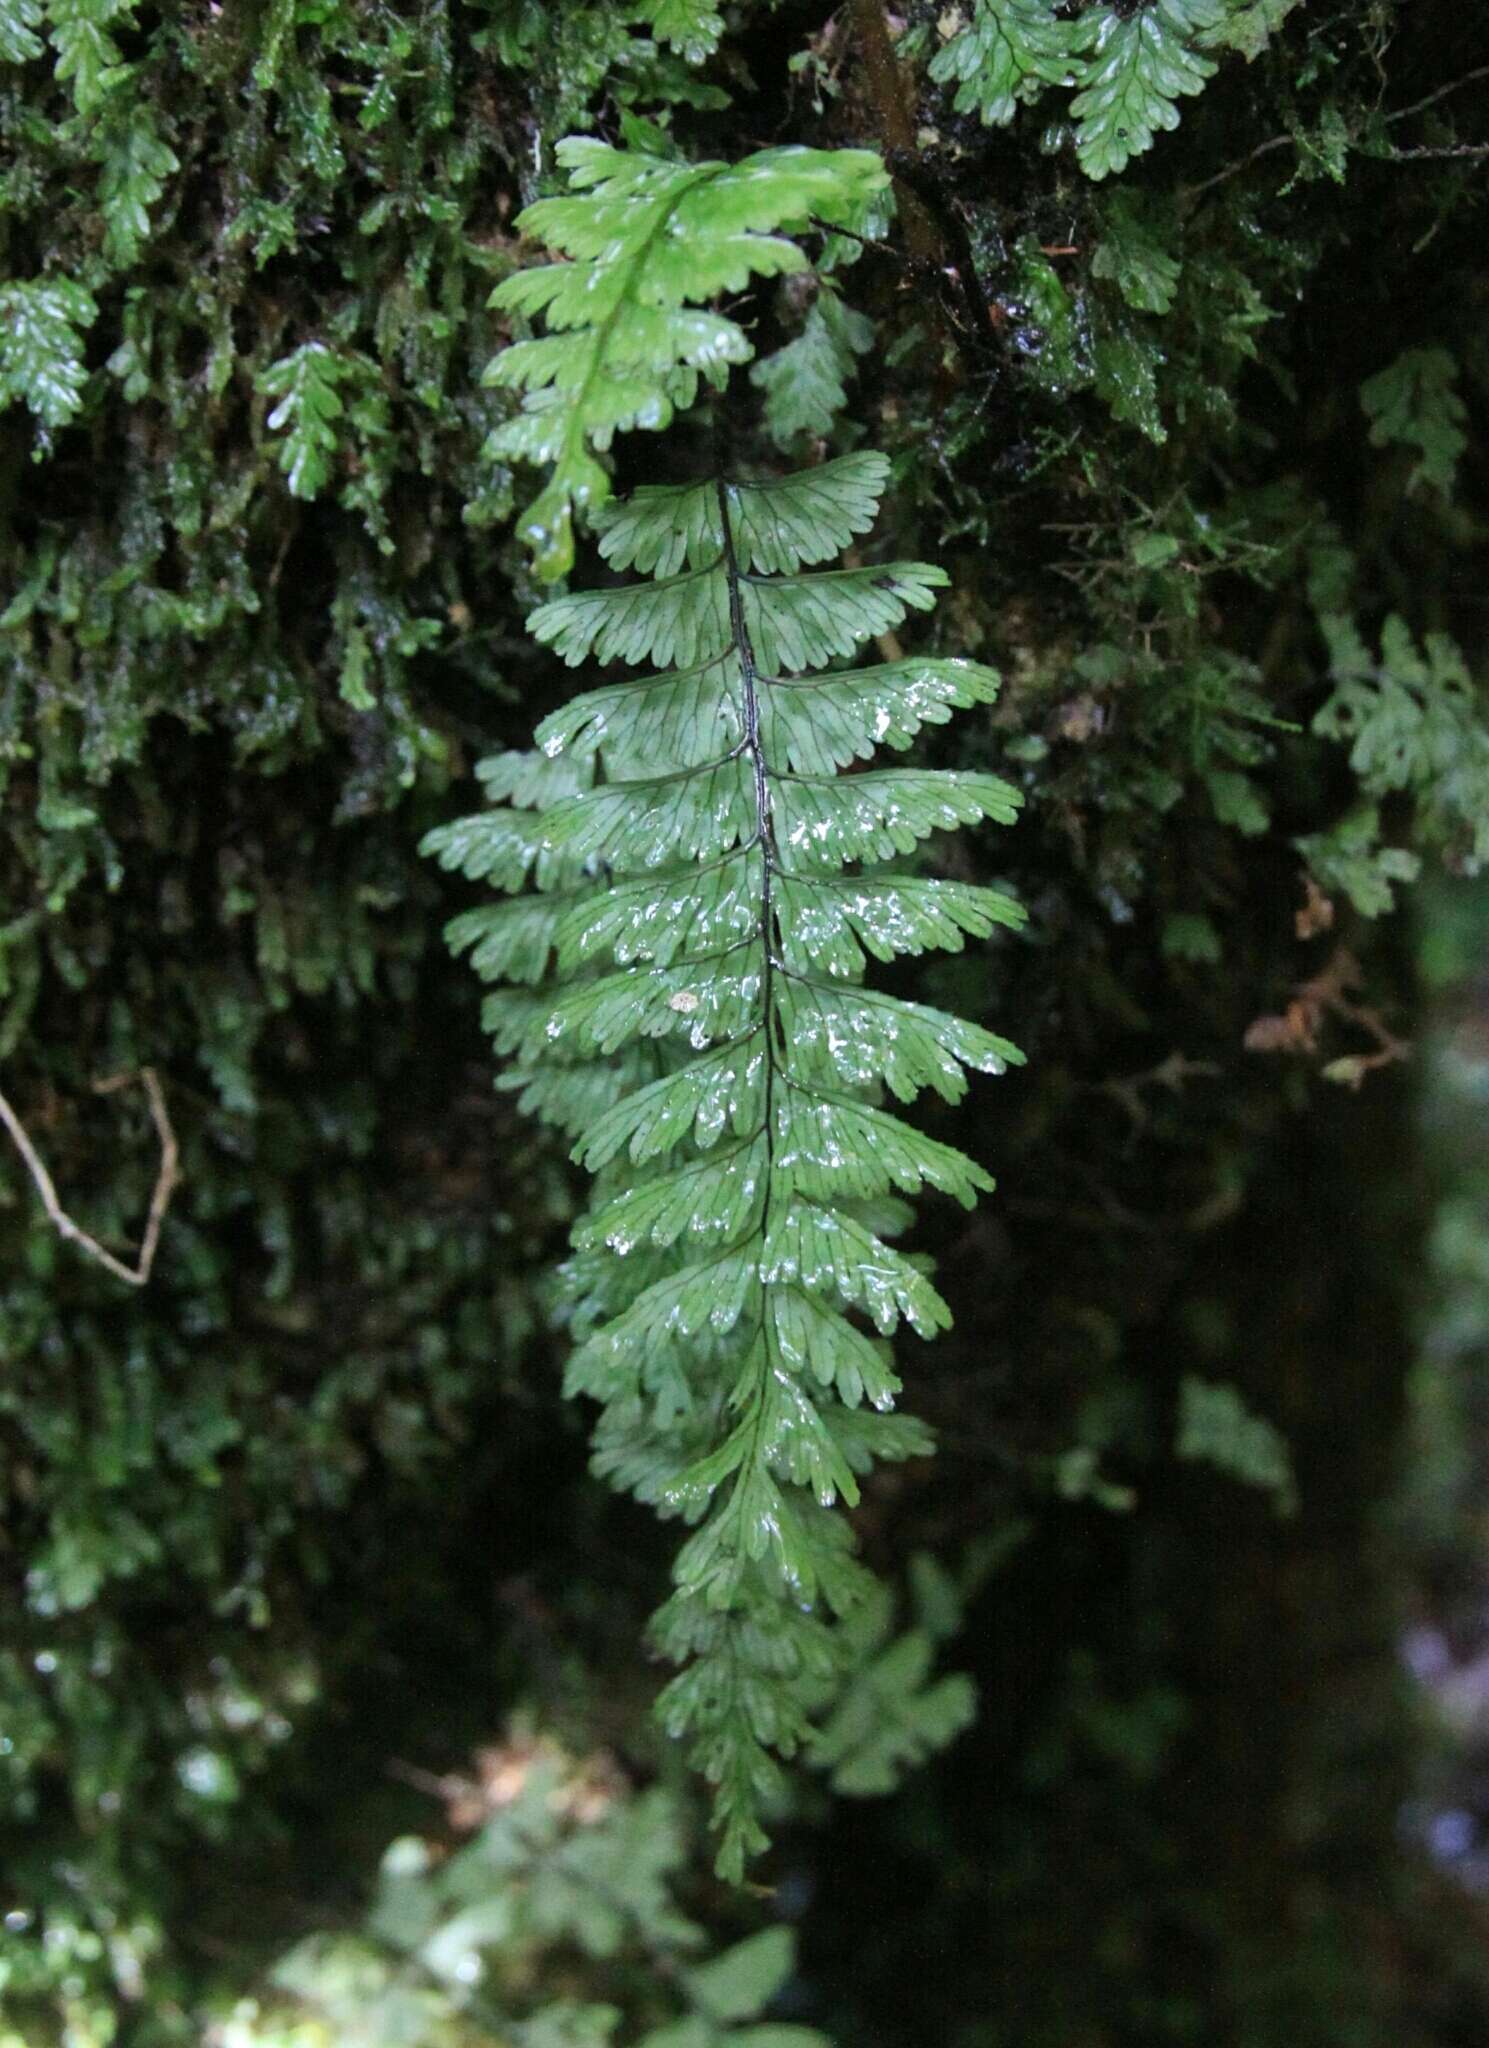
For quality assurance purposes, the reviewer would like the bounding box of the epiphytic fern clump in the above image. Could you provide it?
[427,452,1025,1873]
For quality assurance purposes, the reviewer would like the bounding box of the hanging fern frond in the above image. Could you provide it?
[928,0,1081,129]
[1070,0,1224,181]
[427,450,1025,1876]
[928,0,1264,182]
[484,138,888,579]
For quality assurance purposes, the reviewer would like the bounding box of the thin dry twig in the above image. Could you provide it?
[0,1067,181,1286]
[1182,63,1489,206]
[1389,142,1489,161]
[1243,946,1410,1087]
[1385,63,1489,130]
[1182,131,1294,206]
[1096,1049,1223,1131]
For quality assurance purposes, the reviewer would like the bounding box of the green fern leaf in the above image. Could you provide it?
[929,0,1080,127]
[751,288,875,447]
[97,101,179,267]
[530,555,946,673]
[47,0,132,115]
[1200,0,1302,59]
[432,454,1024,1877]
[595,453,892,578]
[0,0,44,63]
[810,1623,976,1795]
[759,655,1003,772]
[775,874,1025,974]
[1310,613,1489,876]
[259,342,367,500]
[485,140,888,578]
[0,276,97,430]
[1091,195,1181,315]
[1071,0,1225,181]
[636,0,725,65]
[500,1059,651,1141]
[1360,347,1467,499]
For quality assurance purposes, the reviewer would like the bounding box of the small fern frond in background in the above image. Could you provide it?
[637,0,726,67]
[751,286,875,449]
[271,1733,835,2048]
[0,276,97,431]
[484,136,888,578]
[807,1552,982,1797]
[1359,346,1467,500]
[929,0,1297,180]
[928,0,1080,129]
[427,451,1025,1874]
[258,342,356,500]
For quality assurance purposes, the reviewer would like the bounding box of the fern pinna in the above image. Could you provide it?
[428,451,1024,1874]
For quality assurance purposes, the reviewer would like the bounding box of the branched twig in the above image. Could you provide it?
[0,1067,181,1286]
[1243,947,1410,1088]
[1389,142,1489,161]
[1182,132,1293,206]
[1183,63,1489,207]
[1384,63,1489,129]
[1096,1050,1223,1132]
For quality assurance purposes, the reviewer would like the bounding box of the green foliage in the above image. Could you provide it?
[0,8,595,2026]
[1360,347,1467,499]
[1091,195,1182,316]
[1070,0,1224,182]
[0,276,96,429]
[431,449,1023,1873]
[257,1738,832,2048]
[638,0,726,67]
[1296,806,1421,921]
[257,341,396,531]
[0,0,45,64]
[928,0,1291,179]
[751,289,874,448]
[928,0,1078,128]
[259,343,360,500]
[47,0,134,116]
[1204,0,1304,60]
[806,1554,977,1795]
[1307,614,1489,910]
[485,138,888,579]
[3,0,1488,2033]
[1162,912,1222,963]
[96,101,178,267]
[1176,1376,1297,1516]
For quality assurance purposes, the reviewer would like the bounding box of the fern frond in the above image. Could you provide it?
[929,0,1242,181]
[486,142,888,579]
[431,454,1025,1877]
[929,0,1080,128]
[637,0,726,66]
[1070,0,1225,180]
[751,287,875,447]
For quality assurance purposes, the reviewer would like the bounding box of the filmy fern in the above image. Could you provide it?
[428,452,1025,1875]
[484,135,887,579]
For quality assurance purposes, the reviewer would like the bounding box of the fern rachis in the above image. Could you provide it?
[428,452,1025,1874]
